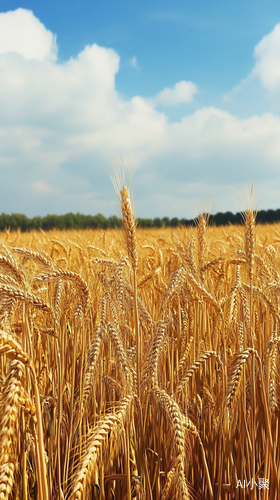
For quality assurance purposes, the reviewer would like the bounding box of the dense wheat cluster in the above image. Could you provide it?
[0,190,279,499]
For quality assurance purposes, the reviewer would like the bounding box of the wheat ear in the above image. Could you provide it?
[197,214,207,281]
[177,351,220,394]
[161,467,176,500]
[108,324,135,392]
[227,348,256,407]
[151,387,190,500]
[0,360,25,500]
[82,329,102,411]
[69,396,132,500]
[12,246,53,268]
[145,321,167,388]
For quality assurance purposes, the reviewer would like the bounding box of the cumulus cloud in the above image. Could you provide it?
[0,8,57,61]
[225,23,280,107]
[0,8,280,217]
[253,23,280,91]
[152,80,198,106]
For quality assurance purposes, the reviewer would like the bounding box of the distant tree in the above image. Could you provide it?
[170,217,179,227]
[153,218,163,228]
[267,209,275,223]
[275,209,280,222]
[108,215,121,228]
[162,217,170,227]
[2,207,280,232]
[11,214,29,231]
[0,213,9,231]
[137,218,153,228]
[30,216,43,229]
[42,214,60,230]
[94,213,108,229]
[214,211,237,226]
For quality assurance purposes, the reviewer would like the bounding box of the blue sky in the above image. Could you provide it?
[0,2,280,218]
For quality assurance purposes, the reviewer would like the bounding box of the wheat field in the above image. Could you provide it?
[0,185,279,500]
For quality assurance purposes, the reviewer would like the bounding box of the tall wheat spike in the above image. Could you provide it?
[0,360,25,500]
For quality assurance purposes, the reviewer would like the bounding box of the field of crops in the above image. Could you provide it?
[0,184,279,499]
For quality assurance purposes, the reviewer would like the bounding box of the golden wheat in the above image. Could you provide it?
[0,208,279,499]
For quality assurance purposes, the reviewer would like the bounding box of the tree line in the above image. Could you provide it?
[0,208,280,232]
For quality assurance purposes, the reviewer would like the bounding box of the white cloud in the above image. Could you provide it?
[0,8,57,61]
[0,9,280,217]
[130,56,137,68]
[32,181,57,194]
[253,23,280,91]
[152,80,198,106]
